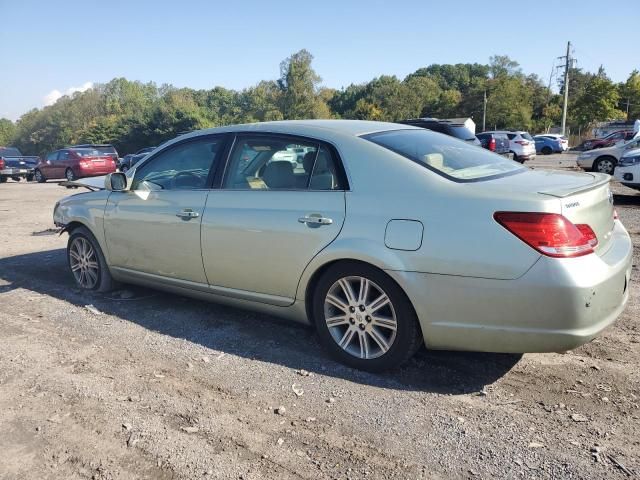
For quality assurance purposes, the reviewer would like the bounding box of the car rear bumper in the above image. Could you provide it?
[77,166,117,177]
[389,220,632,353]
[1,167,34,175]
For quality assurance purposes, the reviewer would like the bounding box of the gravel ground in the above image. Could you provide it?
[0,153,639,480]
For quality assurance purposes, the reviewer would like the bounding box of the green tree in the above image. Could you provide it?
[278,49,330,119]
[620,70,640,120]
[570,67,624,130]
[0,118,16,145]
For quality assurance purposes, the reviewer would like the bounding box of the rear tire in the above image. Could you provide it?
[26,174,34,182]
[312,261,423,372]
[65,168,76,181]
[34,169,46,183]
[67,226,115,293]
[541,146,552,155]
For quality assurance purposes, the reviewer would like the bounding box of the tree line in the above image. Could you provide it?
[1,50,639,156]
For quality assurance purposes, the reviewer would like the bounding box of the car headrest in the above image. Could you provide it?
[263,161,295,189]
[423,153,444,170]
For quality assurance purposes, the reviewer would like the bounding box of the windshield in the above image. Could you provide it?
[95,146,117,155]
[363,129,525,182]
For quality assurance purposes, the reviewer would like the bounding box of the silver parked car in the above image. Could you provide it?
[54,120,632,371]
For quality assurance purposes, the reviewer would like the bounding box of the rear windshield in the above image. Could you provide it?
[72,148,103,157]
[0,147,21,156]
[520,132,534,141]
[363,129,525,182]
[449,125,477,142]
[95,146,117,155]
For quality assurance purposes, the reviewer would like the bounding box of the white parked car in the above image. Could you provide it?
[484,130,536,163]
[614,147,640,191]
[577,137,640,175]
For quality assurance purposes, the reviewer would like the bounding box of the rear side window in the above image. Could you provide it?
[222,135,345,191]
[363,129,524,182]
[46,151,58,161]
[507,133,515,140]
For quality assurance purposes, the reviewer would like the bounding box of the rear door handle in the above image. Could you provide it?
[176,209,200,220]
[298,214,333,226]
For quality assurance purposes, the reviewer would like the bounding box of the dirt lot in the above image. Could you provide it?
[0,153,639,480]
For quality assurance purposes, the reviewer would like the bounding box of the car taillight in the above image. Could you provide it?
[80,161,90,168]
[489,138,496,151]
[0,157,4,169]
[494,212,597,258]
[515,140,528,145]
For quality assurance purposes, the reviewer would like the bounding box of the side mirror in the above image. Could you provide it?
[105,172,128,191]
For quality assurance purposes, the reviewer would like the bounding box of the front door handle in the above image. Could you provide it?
[176,209,200,220]
[298,214,333,226]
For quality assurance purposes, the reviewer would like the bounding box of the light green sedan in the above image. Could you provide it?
[54,120,633,371]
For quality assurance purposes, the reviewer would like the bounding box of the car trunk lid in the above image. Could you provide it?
[536,172,614,254]
[476,169,615,255]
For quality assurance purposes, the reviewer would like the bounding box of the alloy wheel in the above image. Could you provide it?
[66,169,75,181]
[323,276,397,359]
[69,236,100,289]
[596,159,614,174]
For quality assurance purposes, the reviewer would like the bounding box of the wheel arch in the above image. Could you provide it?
[301,256,420,333]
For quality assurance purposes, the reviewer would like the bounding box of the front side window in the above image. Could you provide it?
[223,135,343,191]
[132,137,222,191]
[363,129,525,182]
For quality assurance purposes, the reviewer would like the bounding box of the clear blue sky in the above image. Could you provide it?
[1,0,638,121]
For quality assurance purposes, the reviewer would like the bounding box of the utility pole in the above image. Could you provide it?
[482,90,487,132]
[627,98,631,120]
[559,41,571,136]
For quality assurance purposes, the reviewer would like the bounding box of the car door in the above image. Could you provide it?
[43,151,60,178]
[201,133,347,305]
[103,135,226,285]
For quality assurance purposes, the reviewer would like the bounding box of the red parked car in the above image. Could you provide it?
[577,130,635,151]
[34,148,117,183]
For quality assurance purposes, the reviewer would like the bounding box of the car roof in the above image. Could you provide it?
[172,120,419,145]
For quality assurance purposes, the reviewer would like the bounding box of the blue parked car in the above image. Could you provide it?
[533,135,564,155]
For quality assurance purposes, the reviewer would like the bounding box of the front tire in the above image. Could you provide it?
[67,226,114,292]
[312,262,422,372]
[0,177,7,183]
[541,146,552,155]
[34,169,46,183]
[26,174,34,182]
[594,157,616,175]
